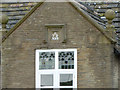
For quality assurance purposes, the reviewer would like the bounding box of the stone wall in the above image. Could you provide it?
[2,2,118,88]
[118,56,120,89]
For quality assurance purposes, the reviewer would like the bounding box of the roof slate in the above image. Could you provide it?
[76,1,120,44]
[0,2,119,33]
[0,2,37,30]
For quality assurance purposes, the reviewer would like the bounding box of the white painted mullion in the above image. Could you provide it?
[55,51,59,88]
[35,50,40,88]
[74,49,77,88]
[55,51,58,70]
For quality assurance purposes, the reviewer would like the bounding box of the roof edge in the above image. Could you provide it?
[2,0,117,44]
[2,1,44,42]
[69,0,117,44]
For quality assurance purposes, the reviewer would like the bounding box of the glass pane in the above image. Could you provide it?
[60,88,73,90]
[39,88,53,90]
[60,74,73,86]
[59,51,74,69]
[41,74,53,87]
[39,52,55,69]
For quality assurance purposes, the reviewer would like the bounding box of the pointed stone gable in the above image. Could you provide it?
[3,2,111,44]
[2,2,118,88]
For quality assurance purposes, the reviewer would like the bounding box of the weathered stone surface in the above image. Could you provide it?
[2,2,119,88]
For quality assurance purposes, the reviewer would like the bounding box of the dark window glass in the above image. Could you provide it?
[60,74,73,86]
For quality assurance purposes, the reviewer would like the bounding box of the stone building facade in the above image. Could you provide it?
[1,1,120,89]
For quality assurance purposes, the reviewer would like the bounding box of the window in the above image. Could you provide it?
[39,52,55,69]
[36,49,77,89]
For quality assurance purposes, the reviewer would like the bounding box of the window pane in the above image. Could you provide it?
[41,88,53,90]
[59,52,74,69]
[39,52,55,69]
[41,74,53,87]
[60,74,73,86]
[60,88,73,90]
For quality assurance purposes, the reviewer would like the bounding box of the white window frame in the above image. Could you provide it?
[35,49,77,89]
